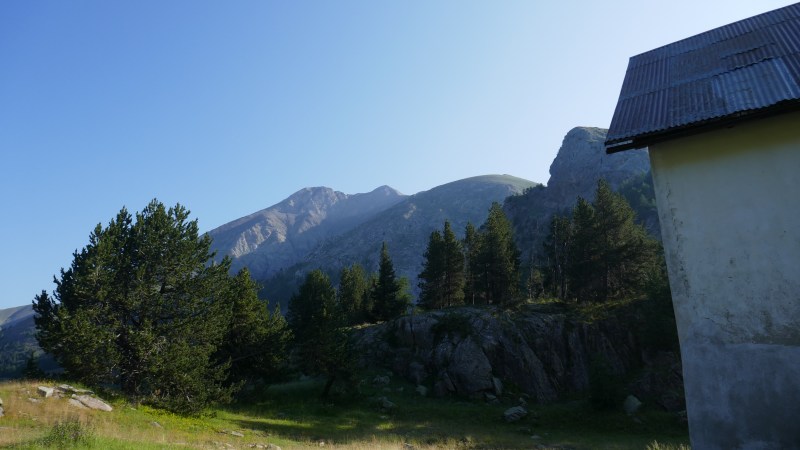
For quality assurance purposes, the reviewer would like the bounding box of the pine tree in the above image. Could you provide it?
[544,215,572,300]
[33,200,283,414]
[419,221,465,309]
[371,242,411,321]
[218,268,291,385]
[463,222,482,305]
[477,203,521,306]
[287,269,353,397]
[551,179,661,303]
[418,229,445,309]
[338,263,370,325]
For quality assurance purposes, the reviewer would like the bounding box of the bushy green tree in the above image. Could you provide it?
[371,242,411,321]
[287,269,353,397]
[419,221,465,309]
[33,200,282,414]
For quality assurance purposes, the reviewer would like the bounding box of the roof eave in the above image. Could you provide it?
[605,100,800,154]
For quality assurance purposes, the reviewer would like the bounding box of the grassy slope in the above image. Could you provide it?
[1,375,688,450]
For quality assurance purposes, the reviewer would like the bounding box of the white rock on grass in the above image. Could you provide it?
[623,395,642,415]
[68,398,87,409]
[73,394,113,412]
[37,386,54,398]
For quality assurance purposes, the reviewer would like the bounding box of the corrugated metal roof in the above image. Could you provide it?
[606,3,800,152]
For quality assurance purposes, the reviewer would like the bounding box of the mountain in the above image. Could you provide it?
[207,185,406,281]
[0,305,41,378]
[258,175,539,309]
[504,126,654,264]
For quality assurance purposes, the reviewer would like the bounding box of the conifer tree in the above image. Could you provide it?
[33,200,278,414]
[477,203,521,306]
[338,263,370,325]
[287,269,352,397]
[371,242,411,321]
[419,221,465,309]
[463,222,482,305]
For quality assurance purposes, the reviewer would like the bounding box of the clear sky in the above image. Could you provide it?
[1,1,795,309]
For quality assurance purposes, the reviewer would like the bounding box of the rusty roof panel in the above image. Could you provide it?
[606,3,800,152]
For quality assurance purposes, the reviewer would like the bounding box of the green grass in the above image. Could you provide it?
[0,376,689,449]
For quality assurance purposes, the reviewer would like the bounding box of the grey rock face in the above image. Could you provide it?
[505,127,653,263]
[354,305,639,403]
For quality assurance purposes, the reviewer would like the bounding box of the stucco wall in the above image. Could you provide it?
[649,111,800,449]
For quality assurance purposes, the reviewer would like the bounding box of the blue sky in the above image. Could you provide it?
[1,1,794,309]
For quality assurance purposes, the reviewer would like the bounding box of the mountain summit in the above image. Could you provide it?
[207,185,406,280]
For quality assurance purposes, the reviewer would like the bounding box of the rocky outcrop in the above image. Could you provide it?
[353,305,640,403]
[504,127,653,263]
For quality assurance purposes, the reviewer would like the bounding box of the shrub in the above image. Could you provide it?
[39,418,95,448]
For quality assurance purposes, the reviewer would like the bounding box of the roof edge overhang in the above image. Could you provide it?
[605,100,800,154]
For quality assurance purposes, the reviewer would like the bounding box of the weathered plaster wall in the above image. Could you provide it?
[649,111,800,449]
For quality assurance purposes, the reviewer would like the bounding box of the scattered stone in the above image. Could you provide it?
[73,394,113,411]
[395,387,404,392]
[230,430,245,437]
[519,396,528,406]
[150,421,162,428]
[378,396,396,410]
[67,398,87,409]
[504,406,528,423]
[623,395,642,415]
[318,440,326,446]
[372,375,390,385]
[485,393,500,404]
[403,443,417,450]
[415,385,428,397]
[531,435,542,440]
[0,397,4,405]
[27,397,42,404]
[37,386,54,398]
[382,387,391,392]
[266,444,282,450]
[0,406,4,418]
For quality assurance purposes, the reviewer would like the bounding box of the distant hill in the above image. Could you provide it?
[0,305,40,378]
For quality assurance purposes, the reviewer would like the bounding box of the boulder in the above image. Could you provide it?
[415,385,428,397]
[623,395,642,415]
[73,394,113,412]
[372,375,390,386]
[68,398,87,409]
[37,386,54,398]
[0,406,4,418]
[504,406,528,423]
[378,397,396,410]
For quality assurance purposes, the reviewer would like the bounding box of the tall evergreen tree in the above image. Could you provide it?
[218,269,291,385]
[418,229,445,309]
[287,269,353,397]
[371,242,411,321]
[33,200,275,414]
[477,203,521,306]
[419,221,465,309]
[462,222,482,305]
[338,263,370,325]
[546,179,661,303]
